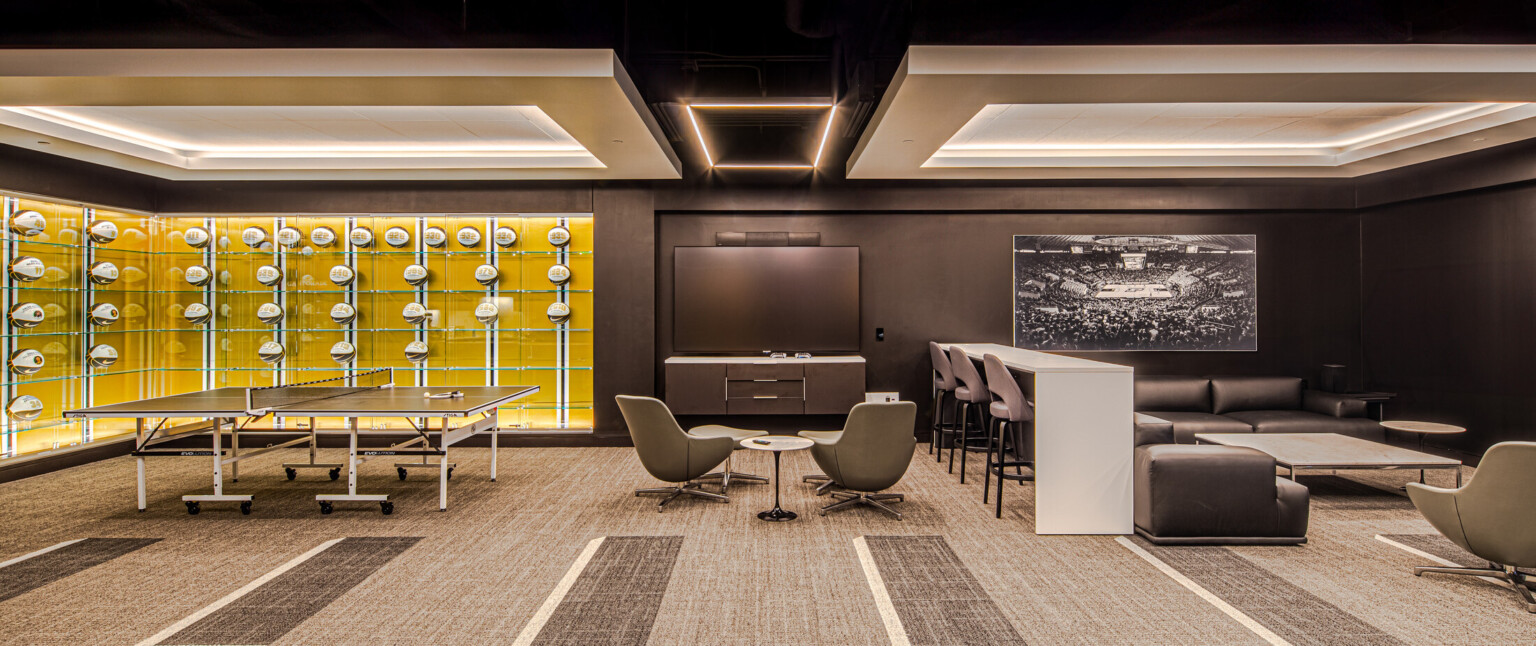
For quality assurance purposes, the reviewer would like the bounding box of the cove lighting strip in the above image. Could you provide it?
[684,102,838,170]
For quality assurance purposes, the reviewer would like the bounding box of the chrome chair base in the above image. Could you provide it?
[820,491,905,519]
[696,454,768,489]
[1415,563,1536,613]
[635,481,729,511]
[801,473,840,495]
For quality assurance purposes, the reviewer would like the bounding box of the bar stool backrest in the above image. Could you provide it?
[947,346,989,403]
[983,354,1033,423]
[929,341,957,391]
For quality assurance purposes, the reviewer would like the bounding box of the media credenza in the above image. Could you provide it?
[664,356,866,415]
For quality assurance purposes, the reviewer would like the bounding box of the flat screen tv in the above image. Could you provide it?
[673,246,860,353]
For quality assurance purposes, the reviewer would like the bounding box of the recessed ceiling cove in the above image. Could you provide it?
[0,49,681,180]
[849,45,1536,179]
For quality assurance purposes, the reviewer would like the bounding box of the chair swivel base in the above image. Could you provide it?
[696,454,768,489]
[801,473,839,495]
[820,491,905,520]
[1415,563,1536,613]
[636,482,729,512]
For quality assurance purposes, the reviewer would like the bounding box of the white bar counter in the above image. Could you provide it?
[943,343,1133,535]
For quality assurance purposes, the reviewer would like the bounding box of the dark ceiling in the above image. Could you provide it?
[1,0,1534,182]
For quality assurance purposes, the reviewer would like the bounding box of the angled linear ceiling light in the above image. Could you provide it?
[684,101,838,170]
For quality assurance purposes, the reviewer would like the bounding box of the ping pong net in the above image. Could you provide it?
[245,368,394,413]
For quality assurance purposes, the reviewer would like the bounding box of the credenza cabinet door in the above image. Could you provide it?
[665,363,727,414]
[805,362,866,415]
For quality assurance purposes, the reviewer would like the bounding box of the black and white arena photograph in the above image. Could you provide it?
[1013,235,1257,351]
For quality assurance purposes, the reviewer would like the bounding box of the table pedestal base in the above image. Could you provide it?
[757,507,797,522]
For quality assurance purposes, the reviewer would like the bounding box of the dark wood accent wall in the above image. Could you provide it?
[1361,181,1536,455]
[0,144,160,213]
[657,206,1364,420]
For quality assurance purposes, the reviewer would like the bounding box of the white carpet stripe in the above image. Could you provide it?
[0,539,85,569]
[511,536,606,646]
[134,538,344,646]
[1373,534,1508,587]
[852,536,911,646]
[1115,536,1292,646]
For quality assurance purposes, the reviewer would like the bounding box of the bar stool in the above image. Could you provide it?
[981,353,1034,518]
[946,345,991,484]
[928,341,958,461]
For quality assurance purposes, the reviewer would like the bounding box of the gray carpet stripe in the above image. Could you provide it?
[1137,539,1405,646]
[158,536,421,646]
[530,536,683,646]
[0,538,160,603]
[863,535,1027,646]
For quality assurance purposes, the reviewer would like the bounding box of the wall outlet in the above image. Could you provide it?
[866,392,901,403]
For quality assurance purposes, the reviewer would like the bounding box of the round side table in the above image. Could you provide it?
[1381,420,1466,485]
[740,436,814,522]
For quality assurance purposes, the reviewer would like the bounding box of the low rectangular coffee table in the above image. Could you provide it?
[1192,432,1462,487]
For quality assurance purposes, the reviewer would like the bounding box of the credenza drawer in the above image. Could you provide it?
[727,380,804,398]
[726,396,805,415]
[726,363,803,380]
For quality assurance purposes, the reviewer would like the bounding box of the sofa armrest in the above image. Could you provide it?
[1302,390,1368,418]
[1274,477,1311,540]
[1134,416,1175,446]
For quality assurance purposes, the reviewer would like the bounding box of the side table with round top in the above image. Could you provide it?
[740,436,814,521]
[1381,420,1466,484]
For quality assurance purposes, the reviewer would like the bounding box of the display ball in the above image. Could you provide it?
[474,302,499,324]
[546,301,572,324]
[241,226,268,248]
[8,256,45,282]
[8,210,46,236]
[218,270,232,286]
[493,226,518,248]
[183,226,211,249]
[256,302,285,325]
[165,267,185,284]
[165,340,188,356]
[10,348,44,375]
[423,226,448,248]
[473,264,499,286]
[456,226,482,247]
[255,265,283,286]
[8,302,45,328]
[87,220,119,244]
[384,226,411,248]
[404,340,429,363]
[402,302,429,325]
[42,341,68,358]
[310,226,337,247]
[275,226,304,248]
[88,303,119,326]
[184,265,212,286]
[123,303,147,320]
[57,229,77,245]
[547,264,571,285]
[547,225,571,247]
[87,344,118,368]
[86,261,119,285]
[257,341,286,364]
[42,303,66,319]
[219,303,233,318]
[349,226,375,248]
[166,303,185,319]
[121,266,147,284]
[184,303,212,325]
[330,302,357,324]
[329,341,356,365]
[7,395,43,421]
[42,266,68,283]
[402,264,429,286]
[328,265,355,286]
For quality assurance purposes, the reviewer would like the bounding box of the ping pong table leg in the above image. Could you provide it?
[136,419,146,512]
[347,417,358,496]
[231,420,239,483]
[490,410,499,483]
[212,418,224,496]
[440,416,449,511]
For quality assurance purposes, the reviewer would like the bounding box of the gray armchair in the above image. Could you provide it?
[615,395,735,511]
[1407,441,1536,613]
[804,402,917,519]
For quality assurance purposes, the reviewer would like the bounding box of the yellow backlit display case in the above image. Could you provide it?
[1,197,594,461]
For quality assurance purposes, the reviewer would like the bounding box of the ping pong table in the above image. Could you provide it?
[64,369,538,516]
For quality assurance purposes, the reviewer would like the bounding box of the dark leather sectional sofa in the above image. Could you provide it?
[1131,375,1378,545]
[1135,375,1382,445]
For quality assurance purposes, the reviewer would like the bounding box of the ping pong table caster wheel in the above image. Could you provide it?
[240,501,252,515]
[319,501,334,515]
[285,467,297,481]
[380,502,395,515]
[185,501,200,515]
[329,468,341,481]
[397,467,408,481]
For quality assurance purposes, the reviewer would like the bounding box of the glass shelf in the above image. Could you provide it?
[192,365,592,372]
[208,327,591,333]
[212,288,589,294]
[1,418,83,435]
[202,249,589,256]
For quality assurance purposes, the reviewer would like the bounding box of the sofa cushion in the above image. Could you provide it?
[1223,410,1386,441]
[1139,411,1253,444]
[1210,376,1303,414]
[1134,376,1212,413]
